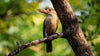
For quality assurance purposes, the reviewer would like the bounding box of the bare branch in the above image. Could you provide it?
[8,33,63,56]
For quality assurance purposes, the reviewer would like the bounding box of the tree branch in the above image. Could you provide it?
[8,32,63,56]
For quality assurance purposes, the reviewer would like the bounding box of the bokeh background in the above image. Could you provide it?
[0,0,100,56]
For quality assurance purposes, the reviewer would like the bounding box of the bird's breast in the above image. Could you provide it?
[45,15,58,36]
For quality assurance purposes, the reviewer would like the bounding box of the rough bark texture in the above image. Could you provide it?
[50,0,94,56]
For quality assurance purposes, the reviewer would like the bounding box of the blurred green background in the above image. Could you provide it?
[0,0,100,56]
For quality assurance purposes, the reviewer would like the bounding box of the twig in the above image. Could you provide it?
[8,32,63,56]
[16,41,21,48]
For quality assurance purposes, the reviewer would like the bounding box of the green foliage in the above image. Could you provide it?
[0,0,100,56]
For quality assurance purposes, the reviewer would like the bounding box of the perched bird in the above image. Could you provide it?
[38,8,58,52]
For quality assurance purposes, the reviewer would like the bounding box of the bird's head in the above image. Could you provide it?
[38,8,57,15]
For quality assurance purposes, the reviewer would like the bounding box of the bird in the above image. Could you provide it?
[38,8,58,52]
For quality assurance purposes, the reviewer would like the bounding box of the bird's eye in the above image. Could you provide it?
[45,8,48,10]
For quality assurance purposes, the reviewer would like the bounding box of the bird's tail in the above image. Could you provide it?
[46,41,52,52]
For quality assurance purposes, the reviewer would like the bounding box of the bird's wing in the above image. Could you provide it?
[43,20,46,37]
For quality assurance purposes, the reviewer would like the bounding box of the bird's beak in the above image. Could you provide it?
[37,9,49,14]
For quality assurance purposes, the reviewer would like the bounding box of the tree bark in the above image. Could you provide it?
[50,0,94,56]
